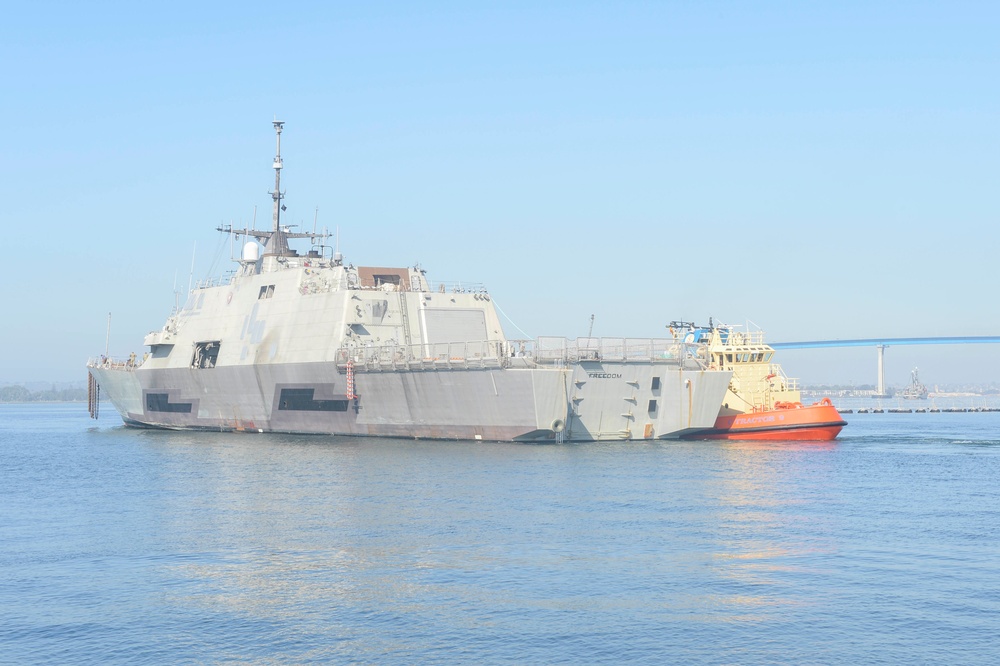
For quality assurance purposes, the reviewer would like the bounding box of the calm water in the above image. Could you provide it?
[2,403,999,664]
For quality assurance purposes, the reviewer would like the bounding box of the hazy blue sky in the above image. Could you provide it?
[3,1,998,387]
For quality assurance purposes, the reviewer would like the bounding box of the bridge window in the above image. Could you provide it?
[651,377,661,391]
[648,399,657,415]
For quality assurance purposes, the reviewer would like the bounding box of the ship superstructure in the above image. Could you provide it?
[87,122,732,441]
[675,321,802,415]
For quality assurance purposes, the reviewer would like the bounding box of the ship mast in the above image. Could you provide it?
[266,119,288,256]
[216,121,330,258]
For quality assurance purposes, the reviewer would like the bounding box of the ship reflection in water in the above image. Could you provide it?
[156,433,842,638]
[699,439,839,622]
[12,406,996,664]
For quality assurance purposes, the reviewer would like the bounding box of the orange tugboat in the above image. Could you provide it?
[672,321,847,441]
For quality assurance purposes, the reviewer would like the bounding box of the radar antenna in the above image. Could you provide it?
[266,119,288,255]
[215,122,329,256]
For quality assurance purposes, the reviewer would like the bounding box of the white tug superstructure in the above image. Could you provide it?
[88,122,732,441]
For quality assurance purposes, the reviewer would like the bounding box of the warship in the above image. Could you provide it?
[87,121,732,441]
[898,367,929,400]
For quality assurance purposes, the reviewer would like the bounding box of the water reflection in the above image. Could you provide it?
[696,440,839,622]
[143,434,539,657]
[7,405,1000,663]
[83,427,969,660]
[129,430,848,639]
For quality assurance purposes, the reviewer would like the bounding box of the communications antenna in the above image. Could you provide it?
[267,119,288,255]
[215,122,329,257]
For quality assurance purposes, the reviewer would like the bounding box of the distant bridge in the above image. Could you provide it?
[769,337,1000,396]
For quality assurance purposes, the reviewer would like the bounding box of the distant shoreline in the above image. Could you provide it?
[0,386,88,403]
[0,400,87,404]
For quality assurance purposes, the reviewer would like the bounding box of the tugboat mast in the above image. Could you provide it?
[267,119,288,256]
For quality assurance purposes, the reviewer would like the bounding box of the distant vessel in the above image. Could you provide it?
[86,121,733,441]
[898,367,929,400]
[674,321,847,441]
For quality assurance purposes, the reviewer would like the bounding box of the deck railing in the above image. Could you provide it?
[89,337,710,375]
[86,356,142,371]
[715,327,769,348]
[336,337,709,372]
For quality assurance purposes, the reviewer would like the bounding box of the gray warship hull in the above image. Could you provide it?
[90,348,731,441]
[87,121,731,441]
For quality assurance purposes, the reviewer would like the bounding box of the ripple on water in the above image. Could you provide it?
[1,405,1000,663]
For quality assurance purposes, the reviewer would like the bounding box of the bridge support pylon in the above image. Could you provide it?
[874,344,891,398]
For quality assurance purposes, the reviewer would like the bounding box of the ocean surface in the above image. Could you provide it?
[3,403,999,665]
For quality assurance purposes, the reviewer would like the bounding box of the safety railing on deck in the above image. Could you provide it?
[534,337,708,368]
[771,366,799,391]
[336,340,508,372]
[715,328,769,347]
[87,356,143,371]
[336,337,710,373]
